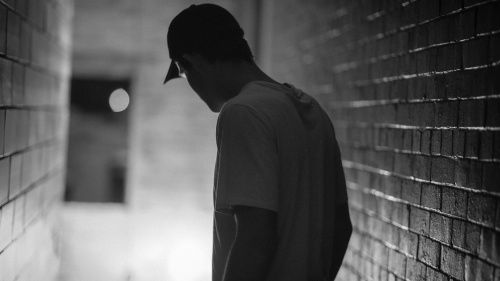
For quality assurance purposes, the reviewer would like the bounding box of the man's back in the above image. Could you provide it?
[213,81,351,280]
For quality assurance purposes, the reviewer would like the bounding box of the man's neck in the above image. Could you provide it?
[218,60,280,101]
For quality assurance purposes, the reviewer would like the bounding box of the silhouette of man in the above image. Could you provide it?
[164,4,352,281]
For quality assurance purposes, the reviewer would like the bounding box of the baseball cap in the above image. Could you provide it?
[164,4,245,84]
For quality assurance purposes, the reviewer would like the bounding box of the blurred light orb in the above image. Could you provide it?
[109,88,130,112]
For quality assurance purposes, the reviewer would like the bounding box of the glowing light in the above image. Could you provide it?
[109,88,130,112]
[167,235,211,281]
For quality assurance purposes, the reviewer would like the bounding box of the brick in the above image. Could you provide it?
[485,99,500,127]
[416,0,439,22]
[0,4,6,54]
[12,195,23,237]
[465,255,495,281]
[463,37,490,68]
[426,266,448,281]
[421,184,441,210]
[399,53,417,75]
[408,77,425,100]
[444,72,466,98]
[417,49,433,74]
[455,159,483,190]
[28,110,39,146]
[0,200,14,251]
[431,157,456,183]
[0,157,9,204]
[19,21,31,62]
[430,213,451,244]
[388,249,406,277]
[467,193,496,226]
[389,224,401,248]
[453,130,466,156]
[399,229,418,257]
[421,130,431,154]
[388,129,404,149]
[401,2,418,27]
[437,43,462,72]
[479,228,499,266]
[0,58,13,105]
[441,245,465,280]
[401,179,421,204]
[416,103,435,127]
[375,82,391,100]
[418,235,440,267]
[465,131,480,158]
[16,110,29,150]
[364,192,378,213]
[390,79,408,100]
[435,102,459,127]
[441,130,453,156]
[431,75,447,99]
[480,131,494,159]
[491,34,500,63]
[465,222,481,254]
[24,185,41,224]
[392,202,409,227]
[409,206,430,235]
[402,130,412,150]
[12,63,24,105]
[464,0,486,8]
[441,0,462,14]
[497,205,500,230]
[450,10,476,41]
[412,130,421,152]
[477,2,500,34]
[384,176,402,198]
[6,11,21,59]
[452,219,466,249]
[21,149,33,190]
[442,187,467,218]
[483,163,500,193]
[394,153,413,176]
[0,110,4,156]
[406,257,426,281]
[4,109,16,155]
[431,130,441,155]
[429,17,451,46]
[9,153,21,198]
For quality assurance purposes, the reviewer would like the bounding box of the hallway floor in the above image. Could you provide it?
[58,200,213,281]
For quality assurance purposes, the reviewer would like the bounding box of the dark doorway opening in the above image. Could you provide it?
[65,78,131,203]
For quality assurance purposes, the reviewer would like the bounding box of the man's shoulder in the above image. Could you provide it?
[226,82,291,111]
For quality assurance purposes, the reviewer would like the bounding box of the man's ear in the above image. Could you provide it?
[183,53,205,72]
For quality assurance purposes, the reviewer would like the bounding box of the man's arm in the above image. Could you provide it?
[329,202,352,279]
[222,206,277,281]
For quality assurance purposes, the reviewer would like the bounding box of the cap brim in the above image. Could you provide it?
[163,60,180,84]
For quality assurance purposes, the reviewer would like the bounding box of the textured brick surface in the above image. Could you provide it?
[269,0,500,279]
[0,1,73,281]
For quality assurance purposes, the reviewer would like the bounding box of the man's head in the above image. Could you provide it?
[164,4,254,84]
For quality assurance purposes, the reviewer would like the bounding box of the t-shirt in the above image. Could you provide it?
[212,81,349,281]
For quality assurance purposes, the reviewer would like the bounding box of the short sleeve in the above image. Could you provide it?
[214,104,279,214]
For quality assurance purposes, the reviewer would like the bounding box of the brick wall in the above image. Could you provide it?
[269,0,499,280]
[0,0,72,280]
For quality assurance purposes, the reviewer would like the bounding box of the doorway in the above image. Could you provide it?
[65,78,131,203]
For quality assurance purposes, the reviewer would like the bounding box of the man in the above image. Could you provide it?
[164,4,352,281]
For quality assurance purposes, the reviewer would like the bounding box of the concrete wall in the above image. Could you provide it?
[267,0,500,280]
[0,0,73,280]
